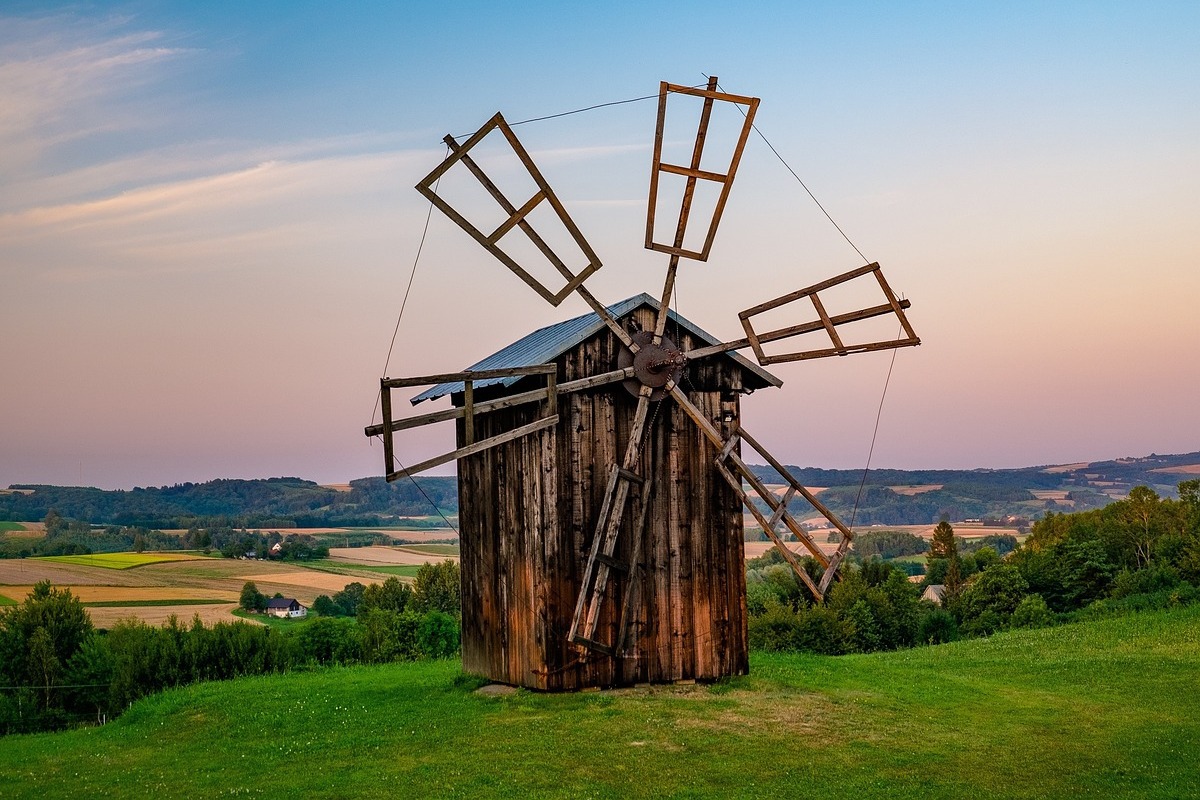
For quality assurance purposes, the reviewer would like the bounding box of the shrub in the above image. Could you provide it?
[1010,594,1054,629]
[418,611,460,658]
[916,608,958,645]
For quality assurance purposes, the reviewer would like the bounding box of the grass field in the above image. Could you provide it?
[0,593,15,606]
[0,522,28,532]
[80,598,229,608]
[2,607,1197,798]
[397,543,461,556]
[38,553,202,570]
[310,560,422,578]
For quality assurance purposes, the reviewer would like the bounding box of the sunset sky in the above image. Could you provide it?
[2,2,1197,491]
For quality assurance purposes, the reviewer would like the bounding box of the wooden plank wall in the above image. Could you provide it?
[458,306,749,690]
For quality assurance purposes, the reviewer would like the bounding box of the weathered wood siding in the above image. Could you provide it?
[457,306,749,690]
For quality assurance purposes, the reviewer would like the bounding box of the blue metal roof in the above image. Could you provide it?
[410,293,780,405]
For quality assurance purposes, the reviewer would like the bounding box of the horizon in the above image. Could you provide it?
[6,445,1198,493]
[4,3,1198,491]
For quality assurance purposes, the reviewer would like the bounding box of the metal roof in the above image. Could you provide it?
[410,293,781,405]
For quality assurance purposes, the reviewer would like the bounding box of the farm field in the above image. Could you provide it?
[40,552,204,569]
[0,551,436,627]
[328,545,461,566]
[2,606,1197,798]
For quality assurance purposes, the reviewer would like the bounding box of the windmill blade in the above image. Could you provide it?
[717,262,919,366]
[645,78,759,262]
[415,114,637,352]
[668,384,855,599]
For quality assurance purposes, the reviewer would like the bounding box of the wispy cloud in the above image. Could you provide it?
[0,148,431,282]
[0,13,189,179]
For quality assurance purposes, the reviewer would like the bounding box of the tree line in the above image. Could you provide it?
[746,480,1200,653]
[0,561,462,736]
[0,476,459,529]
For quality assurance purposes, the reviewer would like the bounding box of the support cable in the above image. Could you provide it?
[711,76,869,264]
[847,327,904,533]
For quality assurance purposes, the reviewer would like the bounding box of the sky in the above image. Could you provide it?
[2,1,1198,490]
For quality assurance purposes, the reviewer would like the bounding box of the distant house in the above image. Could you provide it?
[921,584,946,606]
[265,598,307,619]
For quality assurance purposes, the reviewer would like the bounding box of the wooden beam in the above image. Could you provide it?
[364,366,633,438]
[385,416,558,482]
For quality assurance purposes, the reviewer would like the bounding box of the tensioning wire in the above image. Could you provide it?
[710,76,869,265]
[449,82,709,140]
[709,75,908,539]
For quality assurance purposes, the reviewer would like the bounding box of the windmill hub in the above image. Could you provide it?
[619,330,685,400]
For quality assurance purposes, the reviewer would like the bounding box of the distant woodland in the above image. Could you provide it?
[3,451,1195,529]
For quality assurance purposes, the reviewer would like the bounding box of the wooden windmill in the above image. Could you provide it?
[365,78,919,690]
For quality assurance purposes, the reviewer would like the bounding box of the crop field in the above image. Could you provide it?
[0,553,381,626]
[311,561,422,578]
[39,552,204,569]
[2,606,1198,798]
[328,545,460,566]
[397,543,460,556]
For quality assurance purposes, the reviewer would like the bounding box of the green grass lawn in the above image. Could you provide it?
[231,608,316,629]
[38,553,198,570]
[2,607,1198,799]
[0,522,28,532]
[0,593,15,606]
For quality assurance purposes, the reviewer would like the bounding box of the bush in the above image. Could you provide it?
[1010,594,1054,629]
[418,611,460,658]
[1110,566,1181,599]
[747,602,850,655]
[916,608,958,645]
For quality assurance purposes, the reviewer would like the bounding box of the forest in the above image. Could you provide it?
[4,450,1197,529]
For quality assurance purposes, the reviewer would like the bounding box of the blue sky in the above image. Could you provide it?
[2,2,1198,489]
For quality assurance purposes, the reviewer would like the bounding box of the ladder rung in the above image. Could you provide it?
[595,553,629,571]
[570,634,614,656]
[617,468,644,484]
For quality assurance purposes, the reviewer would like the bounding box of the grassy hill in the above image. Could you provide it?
[3,607,1198,799]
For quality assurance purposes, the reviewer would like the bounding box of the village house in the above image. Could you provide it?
[265,598,307,619]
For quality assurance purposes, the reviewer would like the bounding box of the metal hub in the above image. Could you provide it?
[618,330,685,401]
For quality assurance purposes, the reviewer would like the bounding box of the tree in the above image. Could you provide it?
[957,564,1029,634]
[312,595,342,617]
[0,581,93,727]
[239,581,266,612]
[361,577,413,615]
[928,520,964,601]
[333,582,367,616]
[414,560,461,615]
[1123,486,1161,569]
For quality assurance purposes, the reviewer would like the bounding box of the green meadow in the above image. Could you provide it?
[2,606,1197,799]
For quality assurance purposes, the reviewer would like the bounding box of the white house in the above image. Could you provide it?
[265,598,308,618]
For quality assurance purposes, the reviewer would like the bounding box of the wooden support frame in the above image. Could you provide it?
[645,80,760,262]
[415,112,602,307]
[737,262,920,365]
[668,385,858,599]
[369,365,559,482]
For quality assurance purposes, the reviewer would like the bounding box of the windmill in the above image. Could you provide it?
[365,78,919,689]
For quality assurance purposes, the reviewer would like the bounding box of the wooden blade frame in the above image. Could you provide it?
[668,385,855,599]
[415,112,602,307]
[738,262,920,365]
[645,82,760,262]
[368,365,558,483]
